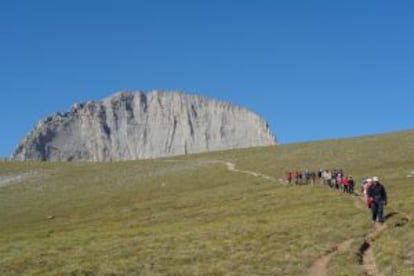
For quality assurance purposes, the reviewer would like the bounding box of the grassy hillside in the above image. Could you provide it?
[1,130,413,275]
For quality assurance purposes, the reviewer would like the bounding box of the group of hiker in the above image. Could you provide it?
[286,170,316,185]
[285,169,388,224]
[321,169,356,193]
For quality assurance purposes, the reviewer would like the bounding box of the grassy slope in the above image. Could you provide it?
[0,130,413,275]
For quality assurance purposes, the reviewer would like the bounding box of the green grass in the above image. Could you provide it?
[1,130,413,275]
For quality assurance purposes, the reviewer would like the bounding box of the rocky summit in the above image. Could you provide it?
[13,91,276,161]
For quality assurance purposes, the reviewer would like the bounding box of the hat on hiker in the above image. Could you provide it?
[373,176,379,182]
[366,178,372,182]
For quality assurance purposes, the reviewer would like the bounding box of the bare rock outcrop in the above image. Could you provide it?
[13,91,276,161]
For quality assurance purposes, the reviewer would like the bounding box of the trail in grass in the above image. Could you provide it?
[360,233,383,276]
[224,161,278,183]
[358,205,412,276]
[160,159,280,183]
[167,159,410,275]
[307,239,354,276]
[305,193,382,276]
[357,221,386,276]
[221,161,349,276]
[220,161,351,275]
[306,194,363,275]
[355,194,386,276]
[0,172,35,187]
[307,190,412,276]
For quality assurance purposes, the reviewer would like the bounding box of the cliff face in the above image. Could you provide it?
[13,91,276,161]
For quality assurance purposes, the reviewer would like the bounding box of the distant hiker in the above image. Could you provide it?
[348,176,355,194]
[319,169,325,184]
[367,176,388,223]
[311,171,316,184]
[342,176,349,193]
[303,171,309,185]
[321,170,327,184]
[331,176,336,189]
[324,170,332,187]
[287,171,293,184]
[336,174,342,190]
[318,169,322,179]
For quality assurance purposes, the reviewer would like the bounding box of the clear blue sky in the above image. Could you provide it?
[1,0,413,157]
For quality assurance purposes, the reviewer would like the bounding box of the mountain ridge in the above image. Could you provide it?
[13,90,276,161]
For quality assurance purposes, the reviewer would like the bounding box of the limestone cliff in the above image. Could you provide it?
[13,91,276,161]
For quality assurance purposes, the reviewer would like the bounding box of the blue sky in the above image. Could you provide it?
[1,0,413,157]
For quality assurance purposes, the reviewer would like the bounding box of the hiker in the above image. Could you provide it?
[348,176,355,194]
[331,175,336,189]
[287,171,293,184]
[318,169,323,180]
[367,176,387,223]
[324,170,332,187]
[295,171,300,185]
[319,169,326,184]
[311,171,316,184]
[336,173,342,190]
[321,169,327,184]
[342,176,349,193]
[363,178,373,208]
[301,171,307,185]
[304,171,308,184]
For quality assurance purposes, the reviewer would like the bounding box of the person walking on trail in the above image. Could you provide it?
[342,176,349,193]
[363,178,373,208]
[311,171,316,184]
[287,171,293,184]
[348,176,355,194]
[368,176,388,224]
[295,171,300,185]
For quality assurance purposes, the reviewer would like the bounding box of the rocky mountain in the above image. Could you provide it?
[13,91,276,161]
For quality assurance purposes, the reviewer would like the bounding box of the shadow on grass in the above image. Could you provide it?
[357,240,370,265]
[384,211,398,222]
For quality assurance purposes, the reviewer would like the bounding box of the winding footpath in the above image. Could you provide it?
[218,161,411,276]
[306,192,411,276]
[223,161,279,183]
[307,239,354,276]
[0,172,35,187]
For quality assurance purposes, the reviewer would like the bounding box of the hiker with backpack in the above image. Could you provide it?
[367,176,388,224]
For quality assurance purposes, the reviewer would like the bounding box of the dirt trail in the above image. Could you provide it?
[306,195,365,275]
[358,209,411,276]
[363,242,382,276]
[307,191,411,276]
[357,223,387,276]
[221,162,412,275]
[349,194,383,275]
[355,197,411,276]
[307,239,354,276]
[164,159,410,275]
[0,172,35,187]
[219,161,384,275]
[217,161,359,275]
[305,194,382,276]
[224,161,278,183]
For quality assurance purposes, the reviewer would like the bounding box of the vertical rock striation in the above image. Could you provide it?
[13,91,276,161]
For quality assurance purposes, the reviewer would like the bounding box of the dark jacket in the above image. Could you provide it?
[368,182,387,202]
